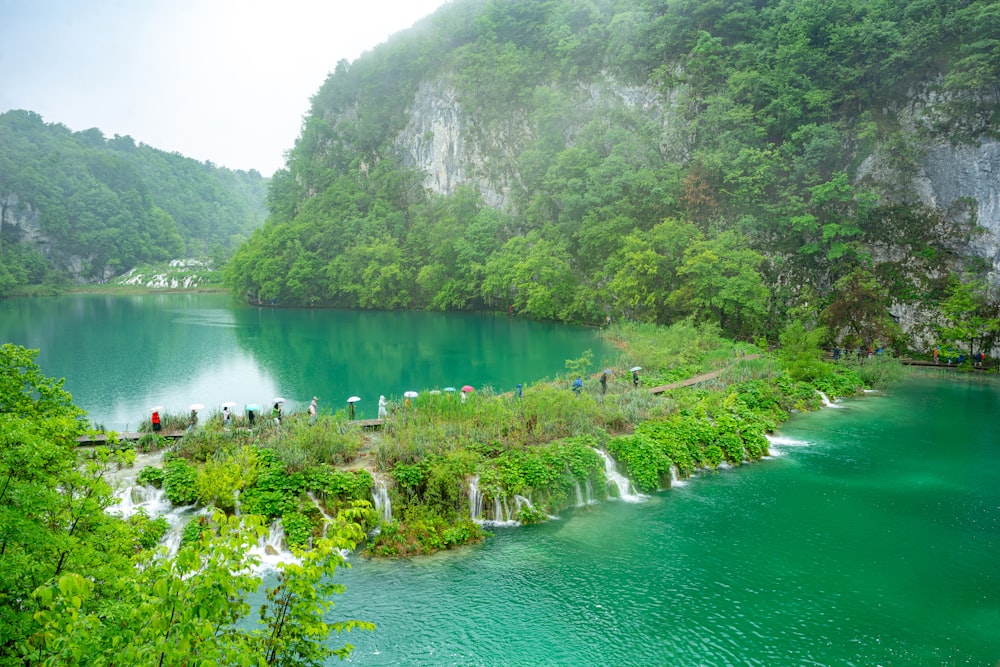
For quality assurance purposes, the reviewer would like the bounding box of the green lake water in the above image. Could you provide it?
[332,376,999,666]
[2,294,997,665]
[0,293,612,429]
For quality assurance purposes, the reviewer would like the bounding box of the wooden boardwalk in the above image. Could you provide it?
[76,430,186,444]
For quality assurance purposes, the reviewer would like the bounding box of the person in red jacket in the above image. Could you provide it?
[151,410,161,432]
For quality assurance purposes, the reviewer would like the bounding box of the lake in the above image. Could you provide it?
[329,374,999,666]
[3,294,997,664]
[0,293,613,429]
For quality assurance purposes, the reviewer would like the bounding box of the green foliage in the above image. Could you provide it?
[162,457,199,506]
[0,110,266,294]
[136,465,166,488]
[29,511,373,666]
[779,319,830,382]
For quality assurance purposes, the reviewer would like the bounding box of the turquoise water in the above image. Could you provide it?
[4,295,997,664]
[331,376,999,666]
[0,294,612,429]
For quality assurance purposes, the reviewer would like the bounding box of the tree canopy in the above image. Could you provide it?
[225,0,993,344]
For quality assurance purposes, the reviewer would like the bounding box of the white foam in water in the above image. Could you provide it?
[594,449,647,503]
[766,434,810,447]
[816,390,844,408]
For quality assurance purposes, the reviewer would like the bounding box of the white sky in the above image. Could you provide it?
[0,0,451,176]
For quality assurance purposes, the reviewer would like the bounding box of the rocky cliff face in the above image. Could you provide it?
[916,138,1000,279]
[394,79,1000,284]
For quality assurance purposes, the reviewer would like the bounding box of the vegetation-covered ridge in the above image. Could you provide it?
[226,0,999,354]
[0,110,268,296]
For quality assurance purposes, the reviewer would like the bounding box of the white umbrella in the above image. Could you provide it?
[443,387,456,392]
[221,401,237,408]
[429,390,441,395]
[347,396,361,403]
[273,397,286,404]
[630,366,642,372]
[404,391,419,398]
[189,403,205,411]
[150,405,164,412]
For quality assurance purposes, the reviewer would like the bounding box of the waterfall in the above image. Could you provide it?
[250,520,300,569]
[593,448,646,503]
[307,491,334,537]
[469,475,483,521]
[109,484,172,519]
[670,465,687,487]
[233,489,241,516]
[372,474,392,523]
[573,478,596,507]
[816,391,842,408]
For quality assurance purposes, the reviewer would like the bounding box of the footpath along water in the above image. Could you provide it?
[327,375,999,666]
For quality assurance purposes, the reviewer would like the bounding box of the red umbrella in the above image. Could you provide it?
[461,385,475,393]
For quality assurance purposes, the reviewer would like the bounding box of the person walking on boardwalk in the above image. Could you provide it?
[378,395,388,419]
[272,402,282,426]
[600,371,608,395]
[151,410,161,432]
[308,397,318,425]
[223,406,231,430]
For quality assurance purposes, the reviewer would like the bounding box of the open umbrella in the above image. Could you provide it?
[273,397,287,404]
[404,391,419,399]
[461,385,475,393]
[443,387,456,393]
[630,366,642,372]
[429,389,441,395]
[221,401,237,408]
[245,403,261,412]
[189,403,205,411]
[150,405,164,413]
[347,396,361,403]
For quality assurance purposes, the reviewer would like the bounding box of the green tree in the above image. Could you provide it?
[778,319,830,382]
[937,275,1000,359]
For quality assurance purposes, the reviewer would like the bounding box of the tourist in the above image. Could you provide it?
[600,371,608,395]
[516,383,523,399]
[632,369,640,388]
[151,410,161,432]
[272,402,282,426]
[308,396,318,425]
[188,408,198,432]
[247,407,256,426]
[934,346,939,364]
[573,376,583,396]
[833,345,840,361]
[348,400,355,420]
[223,406,231,430]
[378,395,388,419]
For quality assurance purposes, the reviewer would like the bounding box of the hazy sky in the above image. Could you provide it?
[0,0,450,176]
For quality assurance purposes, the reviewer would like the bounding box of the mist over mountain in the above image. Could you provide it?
[0,110,267,291]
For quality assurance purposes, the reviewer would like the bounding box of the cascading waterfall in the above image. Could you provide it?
[372,474,392,523]
[469,475,483,521]
[574,479,584,507]
[816,390,842,408]
[593,448,646,503]
[307,491,334,537]
[573,478,596,507]
[250,520,300,568]
[670,465,686,487]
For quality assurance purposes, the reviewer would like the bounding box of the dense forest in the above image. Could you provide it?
[225,0,999,351]
[0,110,268,294]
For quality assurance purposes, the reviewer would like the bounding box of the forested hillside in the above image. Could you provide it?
[225,0,999,350]
[0,110,268,294]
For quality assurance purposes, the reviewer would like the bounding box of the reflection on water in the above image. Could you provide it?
[0,293,612,429]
